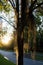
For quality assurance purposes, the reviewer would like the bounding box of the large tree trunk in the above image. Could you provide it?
[16,0,26,65]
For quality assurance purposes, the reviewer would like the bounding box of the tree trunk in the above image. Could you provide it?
[16,0,26,65]
[28,14,36,60]
[30,26,36,60]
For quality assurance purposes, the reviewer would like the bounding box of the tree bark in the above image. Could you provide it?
[16,0,26,65]
[28,13,36,60]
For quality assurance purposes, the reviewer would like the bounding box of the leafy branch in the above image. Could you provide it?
[0,16,17,29]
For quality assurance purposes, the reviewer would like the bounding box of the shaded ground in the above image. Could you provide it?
[0,50,43,65]
[24,52,43,61]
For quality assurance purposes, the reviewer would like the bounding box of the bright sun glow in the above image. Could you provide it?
[0,9,16,46]
[1,33,12,46]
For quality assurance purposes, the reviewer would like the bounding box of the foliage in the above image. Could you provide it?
[0,0,11,12]
[36,29,43,52]
[35,14,41,26]
[0,54,15,65]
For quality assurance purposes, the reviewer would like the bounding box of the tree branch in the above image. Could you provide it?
[0,16,17,30]
[33,2,43,11]
[12,0,15,5]
[30,0,37,8]
[8,0,16,9]
[29,0,37,12]
[31,0,37,5]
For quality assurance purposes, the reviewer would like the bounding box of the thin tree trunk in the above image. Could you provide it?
[28,13,36,60]
[32,26,36,60]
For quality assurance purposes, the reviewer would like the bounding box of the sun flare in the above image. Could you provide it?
[1,33,12,46]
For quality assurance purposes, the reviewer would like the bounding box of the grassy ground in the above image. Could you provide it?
[36,55,43,61]
[0,54,16,65]
[24,51,43,61]
[0,47,13,51]
[36,52,43,61]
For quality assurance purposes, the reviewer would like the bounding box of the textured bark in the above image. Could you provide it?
[27,13,36,60]
[16,0,26,65]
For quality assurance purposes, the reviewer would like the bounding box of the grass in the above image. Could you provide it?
[36,54,43,61]
[25,51,43,61]
[0,47,13,51]
[36,56,43,61]
[0,54,16,65]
